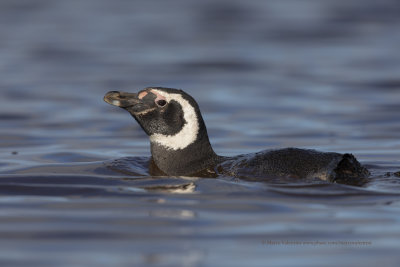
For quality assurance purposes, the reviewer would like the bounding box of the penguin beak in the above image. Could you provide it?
[104,90,157,115]
[104,91,140,108]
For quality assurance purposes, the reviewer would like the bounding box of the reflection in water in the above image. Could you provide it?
[149,209,196,219]
[145,182,197,194]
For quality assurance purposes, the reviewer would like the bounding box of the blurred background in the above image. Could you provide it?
[1,1,400,266]
[1,0,400,160]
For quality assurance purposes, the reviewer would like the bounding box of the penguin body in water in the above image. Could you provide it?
[104,87,369,183]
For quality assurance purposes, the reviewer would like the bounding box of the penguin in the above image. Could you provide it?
[104,87,370,184]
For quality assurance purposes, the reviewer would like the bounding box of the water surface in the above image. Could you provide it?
[1,0,400,266]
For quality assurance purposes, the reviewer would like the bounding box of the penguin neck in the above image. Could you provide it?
[149,125,219,176]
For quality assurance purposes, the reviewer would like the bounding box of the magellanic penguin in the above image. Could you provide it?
[104,87,370,184]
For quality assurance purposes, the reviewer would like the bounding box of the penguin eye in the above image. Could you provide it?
[156,99,167,107]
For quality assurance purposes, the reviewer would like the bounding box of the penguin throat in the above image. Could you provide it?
[149,91,199,150]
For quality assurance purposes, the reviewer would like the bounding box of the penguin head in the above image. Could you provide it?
[104,87,204,150]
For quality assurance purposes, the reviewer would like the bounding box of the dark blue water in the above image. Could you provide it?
[1,0,400,266]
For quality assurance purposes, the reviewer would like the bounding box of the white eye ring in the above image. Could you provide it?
[156,99,167,107]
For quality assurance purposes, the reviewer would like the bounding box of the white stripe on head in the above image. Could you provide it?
[149,89,199,150]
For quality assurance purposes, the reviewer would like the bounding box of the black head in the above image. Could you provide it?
[104,87,219,175]
[104,87,205,150]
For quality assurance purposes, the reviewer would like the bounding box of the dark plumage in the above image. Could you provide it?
[104,87,370,184]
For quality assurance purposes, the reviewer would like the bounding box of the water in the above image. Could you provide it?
[1,0,400,266]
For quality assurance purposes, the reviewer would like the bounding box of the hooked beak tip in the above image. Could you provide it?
[104,91,120,106]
